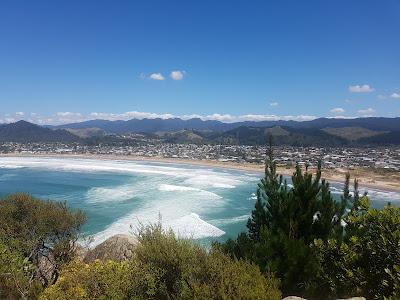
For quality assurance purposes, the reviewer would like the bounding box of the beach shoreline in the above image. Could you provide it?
[1,153,399,193]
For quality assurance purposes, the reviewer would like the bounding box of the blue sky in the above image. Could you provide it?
[0,0,399,124]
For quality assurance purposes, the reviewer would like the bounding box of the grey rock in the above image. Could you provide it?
[84,234,138,262]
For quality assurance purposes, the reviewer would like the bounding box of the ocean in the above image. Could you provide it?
[0,157,399,247]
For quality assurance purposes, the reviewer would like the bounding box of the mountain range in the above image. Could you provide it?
[50,116,400,134]
[1,117,400,146]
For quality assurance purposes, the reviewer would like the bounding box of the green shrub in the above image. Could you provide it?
[0,240,43,299]
[42,224,281,300]
[0,193,85,299]
[313,238,362,298]
[39,260,134,300]
[314,201,400,299]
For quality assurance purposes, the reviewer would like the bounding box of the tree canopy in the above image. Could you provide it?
[218,143,400,299]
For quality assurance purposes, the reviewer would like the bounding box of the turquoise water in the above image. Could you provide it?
[0,157,399,246]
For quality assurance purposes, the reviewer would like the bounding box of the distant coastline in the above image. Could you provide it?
[1,153,400,193]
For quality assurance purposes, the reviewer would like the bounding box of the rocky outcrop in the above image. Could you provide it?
[84,234,138,262]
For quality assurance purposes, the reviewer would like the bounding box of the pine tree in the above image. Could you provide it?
[247,189,267,242]
[247,136,287,242]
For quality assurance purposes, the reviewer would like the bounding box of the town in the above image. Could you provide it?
[1,141,399,171]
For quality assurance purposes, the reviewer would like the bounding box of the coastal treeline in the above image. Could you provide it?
[1,151,399,299]
[217,145,400,299]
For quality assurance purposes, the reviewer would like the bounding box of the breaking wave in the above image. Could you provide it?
[211,214,250,226]
[90,212,225,247]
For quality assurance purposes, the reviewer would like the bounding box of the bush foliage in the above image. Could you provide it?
[0,193,85,299]
[218,143,400,299]
[314,199,400,299]
[41,224,281,300]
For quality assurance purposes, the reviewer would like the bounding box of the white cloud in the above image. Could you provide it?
[51,112,85,124]
[170,70,185,80]
[56,112,82,117]
[89,111,175,121]
[357,108,376,116]
[149,73,165,81]
[199,114,316,123]
[15,112,24,116]
[0,111,319,125]
[330,107,345,114]
[390,92,400,99]
[269,102,279,107]
[3,117,16,123]
[349,84,374,93]
[330,115,352,119]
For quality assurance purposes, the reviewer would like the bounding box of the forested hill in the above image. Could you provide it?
[1,118,400,146]
[0,120,80,143]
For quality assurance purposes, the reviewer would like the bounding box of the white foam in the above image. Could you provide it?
[211,214,250,226]
[248,192,257,200]
[90,211,225,247]
[87,185,138,203]
[0,157,255,191]
[159,184,222,199]
[328,184,400,202]
[0,164,24,169]
[165,213,225,239]
[366,190,400,202]
[159,184,200,192]
[183,175,239,189]
[87,179,228,246]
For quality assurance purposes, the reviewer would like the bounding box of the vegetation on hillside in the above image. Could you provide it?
[322,126,387,141]
[0,193,85,299]
[41,224,281,300]
[0,195,280,299]
[216,141,400,299]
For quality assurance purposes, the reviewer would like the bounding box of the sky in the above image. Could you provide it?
[0,0,399,124]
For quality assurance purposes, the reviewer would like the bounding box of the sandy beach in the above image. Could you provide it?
[1,153,399,193]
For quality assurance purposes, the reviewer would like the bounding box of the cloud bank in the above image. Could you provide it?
[0,111,318,125]
[2,107,393,125]
[349,84,374,93]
